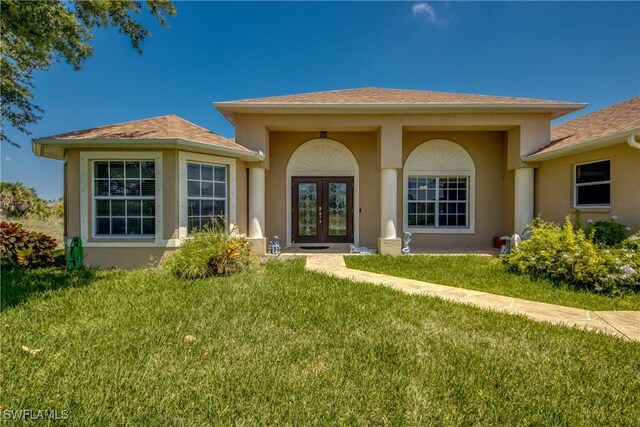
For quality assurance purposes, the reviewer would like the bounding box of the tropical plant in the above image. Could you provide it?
[0,221,57,267]
[164,225,252,279]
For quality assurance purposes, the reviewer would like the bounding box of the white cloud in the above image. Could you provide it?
[4,156,10,161]
[412,2,438,23]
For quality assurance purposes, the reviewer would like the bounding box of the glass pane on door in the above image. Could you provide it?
[297,183,318,237]
[327,182,347,236]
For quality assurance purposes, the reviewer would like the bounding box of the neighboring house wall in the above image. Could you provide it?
[535,143,640,230]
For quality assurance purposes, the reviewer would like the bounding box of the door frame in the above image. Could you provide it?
[292,177,354,244]
[285,138,360,246]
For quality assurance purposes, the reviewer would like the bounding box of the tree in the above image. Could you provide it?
[0,0,176,146]
[0,181,41,218]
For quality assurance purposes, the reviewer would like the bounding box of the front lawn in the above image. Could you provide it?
[345,255,640,311]
[1,260,639,425]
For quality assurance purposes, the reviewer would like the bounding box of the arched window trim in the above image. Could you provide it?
[403,139,476,234]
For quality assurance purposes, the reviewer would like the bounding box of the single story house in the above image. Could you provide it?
[32,88,640,268]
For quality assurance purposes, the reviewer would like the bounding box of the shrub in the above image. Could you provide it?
[621,231,640,252]
[0,221,57,267]
[164,226,252,279]
[585,217,630,247]
[503,217,639,294]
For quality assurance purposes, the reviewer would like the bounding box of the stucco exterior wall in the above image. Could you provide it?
[535,143,640,230]
[262,129,511,249]
[403,131,508,248]
[235,159,248,234]
[266,131,380,247]
[64,147,244,268]
[83,247,176,269]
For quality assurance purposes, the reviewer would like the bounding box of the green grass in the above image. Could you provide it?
[1,260,639,425]
[345,255,640,311]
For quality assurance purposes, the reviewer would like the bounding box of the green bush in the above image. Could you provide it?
[621,231,640,252]
[585,217,631,247]
[503,217,639,294]
[164,226,252,279]
[0,221,58,267]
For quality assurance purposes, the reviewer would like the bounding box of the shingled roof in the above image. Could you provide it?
[41,114,245,150]
[215,87,585,122]
[224,87,576,105]
[32,115,264,161]
[527,97,640,159]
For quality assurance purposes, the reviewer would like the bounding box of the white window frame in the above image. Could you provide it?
[186,162,228,234]
[93,160,156,238]
[80,151,168,247]
[178,152,236,239]
[573,159,611,209]
[403,139,476,234]
[407,176,469,229]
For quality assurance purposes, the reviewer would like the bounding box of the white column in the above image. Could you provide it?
[380,168,398,239]
[514,167,535,235]
[248,167,265,239]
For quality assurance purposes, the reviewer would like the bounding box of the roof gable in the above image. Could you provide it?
[40,114,246,151]
[530,96,640,158]
[215,87,585,122]
[222,87,577,105]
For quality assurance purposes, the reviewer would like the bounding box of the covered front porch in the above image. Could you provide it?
[213,88,582,256]
[238,122,538,256]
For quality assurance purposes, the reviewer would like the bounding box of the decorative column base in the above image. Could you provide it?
[247,237,267,255]
[377,237,402,255]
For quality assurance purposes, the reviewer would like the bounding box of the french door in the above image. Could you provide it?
[292,177,353,243]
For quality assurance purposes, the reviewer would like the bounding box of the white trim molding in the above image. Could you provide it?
[80,151,164,247]
[178,151,237,239]
[403,139,476,234]
[285,138,360,246]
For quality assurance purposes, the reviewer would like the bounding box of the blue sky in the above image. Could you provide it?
[2,1,639,200]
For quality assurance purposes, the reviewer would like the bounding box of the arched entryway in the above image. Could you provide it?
[286,139,359,246]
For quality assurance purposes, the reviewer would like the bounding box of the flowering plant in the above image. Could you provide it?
[503,217,639,293]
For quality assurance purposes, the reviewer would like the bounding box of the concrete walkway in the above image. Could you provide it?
[305,254,640,342]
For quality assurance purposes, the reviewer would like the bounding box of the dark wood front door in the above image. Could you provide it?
[292,177,353,243]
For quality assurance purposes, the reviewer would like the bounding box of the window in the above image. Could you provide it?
[408,177,468,227]
[575,160,610,207]
[187,162,227,232]
[94,160,156,236]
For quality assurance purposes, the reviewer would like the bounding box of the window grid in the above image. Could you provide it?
[408,176,468,228]
[574,160,610,207]
[187,163,227,233]
[94,160,155,236]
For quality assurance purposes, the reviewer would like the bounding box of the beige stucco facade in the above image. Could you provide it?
[37,90,640,269]
[57,111,571,266]
[62,147,249,268]
[232,112,554,255]
[535,143,640,230]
